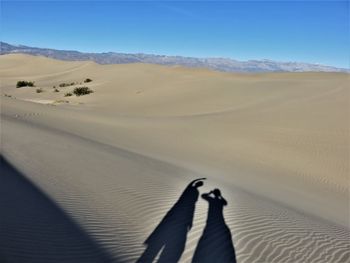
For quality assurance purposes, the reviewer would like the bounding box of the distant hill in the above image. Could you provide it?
[1,42,348,73]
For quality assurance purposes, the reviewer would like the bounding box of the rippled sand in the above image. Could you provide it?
[1,54,349,262]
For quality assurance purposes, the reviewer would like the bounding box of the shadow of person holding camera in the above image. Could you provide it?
[192,189,236,263]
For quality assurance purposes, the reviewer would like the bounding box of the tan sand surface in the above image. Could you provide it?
[1,54,349,262]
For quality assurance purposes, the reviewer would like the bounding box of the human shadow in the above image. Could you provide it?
[192,189,236,263]
[137,178,206,263]
[0,156,115,263]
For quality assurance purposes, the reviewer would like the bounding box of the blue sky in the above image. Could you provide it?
[1,1,349,68]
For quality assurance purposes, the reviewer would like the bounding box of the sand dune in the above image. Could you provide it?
[1,54,349,262]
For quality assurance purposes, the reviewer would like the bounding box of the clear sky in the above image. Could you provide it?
[1,1,349,68]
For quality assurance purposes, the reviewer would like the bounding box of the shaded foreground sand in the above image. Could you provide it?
[0,156,113,263]
[1,54,349,262]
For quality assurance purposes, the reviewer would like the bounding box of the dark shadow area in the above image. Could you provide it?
[192,189,236,263]
[0,156,115,263]
[137,178,206,263]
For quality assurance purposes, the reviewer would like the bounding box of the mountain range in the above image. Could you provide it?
[1,42,347,73]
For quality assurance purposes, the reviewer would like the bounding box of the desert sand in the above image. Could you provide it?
[1,54,349,262]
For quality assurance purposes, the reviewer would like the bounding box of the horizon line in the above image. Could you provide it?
[1,41,348,70]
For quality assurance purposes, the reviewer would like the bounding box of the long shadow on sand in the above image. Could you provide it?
[0,156,114,263]
[137,179,205,263]
[192,189,236,263]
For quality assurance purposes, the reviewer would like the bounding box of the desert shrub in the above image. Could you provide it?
[36,88,43,93]
[84,78,92,83]
[54,88,60,92]
[54,100,69,104]
[16,80,35,88]
[64,92,73,97]
[59,82,75,87]
[73,86,94,96]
